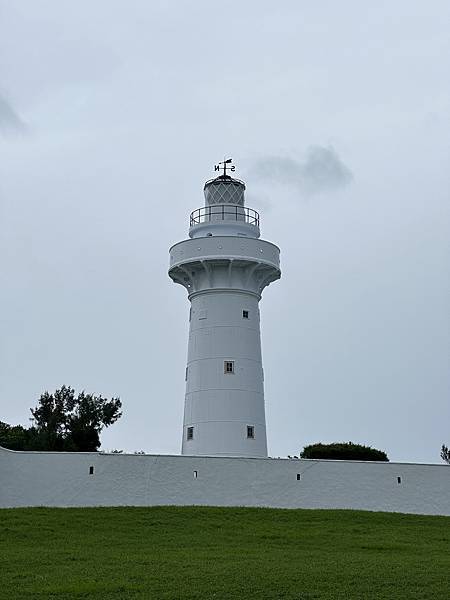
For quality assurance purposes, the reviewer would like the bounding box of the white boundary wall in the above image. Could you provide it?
[1,445,450,515]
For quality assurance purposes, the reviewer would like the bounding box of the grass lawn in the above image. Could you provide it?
[0,506,449,599]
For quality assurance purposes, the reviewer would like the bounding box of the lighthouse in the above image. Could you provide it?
[168,160,281,457]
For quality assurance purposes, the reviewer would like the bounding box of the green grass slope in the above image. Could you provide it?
[0,506,449,599]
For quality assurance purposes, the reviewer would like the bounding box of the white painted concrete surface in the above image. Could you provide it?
[184,291,267,457]
[169,175,280,457]
[1,445,449,515]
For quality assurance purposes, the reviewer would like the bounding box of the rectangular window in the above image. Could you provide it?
[198,309,207,320]
[189,307,192,321]
[187,426,194,440]
[224,360,234,374]
[247,425,255,439]
[397,476,402,484]
[243,310,249,319]
[185,366,188,381]
[193,470,198,479]
[89,466,94,475]
[296,473,301,481]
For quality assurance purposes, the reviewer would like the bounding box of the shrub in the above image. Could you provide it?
[300,442,389,461]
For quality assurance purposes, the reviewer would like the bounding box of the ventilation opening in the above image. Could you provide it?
[224,360,234,374]
[89,466,94,475]
[296,473,301,481]
[187,426,194,440]
[247,425,255,439]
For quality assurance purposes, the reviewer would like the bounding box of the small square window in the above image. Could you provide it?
[247,425,255,439]
[296,473,301,481]
[187,426,194,440]
[243,310,249,319]
[224,360,234,374]
[89,466,94,475]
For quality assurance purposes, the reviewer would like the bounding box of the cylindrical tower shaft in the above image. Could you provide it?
[169,167,280,457]
[185,289,265,456]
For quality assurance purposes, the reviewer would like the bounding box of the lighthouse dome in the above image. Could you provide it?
[204,174,245,206]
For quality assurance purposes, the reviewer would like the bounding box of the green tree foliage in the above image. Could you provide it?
[31,386,122,451]
[441,444,450,464]
[0,421,47,451]
[300,442,389,462]
[0,386,122,452]
[0,422,30,451]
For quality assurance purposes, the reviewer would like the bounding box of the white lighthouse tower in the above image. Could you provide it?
[169,160,281,457]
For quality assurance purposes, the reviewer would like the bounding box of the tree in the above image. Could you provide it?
[441,445,450,464]
[0,421,29,450]
[300,442,389,462]
[30,386,122,452]
[0,421,45,451]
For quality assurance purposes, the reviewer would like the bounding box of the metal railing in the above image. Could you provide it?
[190,205,260,227]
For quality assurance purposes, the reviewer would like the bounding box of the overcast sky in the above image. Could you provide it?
[1,1,449,463]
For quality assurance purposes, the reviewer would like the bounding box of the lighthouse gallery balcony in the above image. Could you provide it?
[190,205,260,227]
[188,205,261,239]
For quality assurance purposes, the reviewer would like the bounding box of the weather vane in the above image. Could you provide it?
[214,158,235,176]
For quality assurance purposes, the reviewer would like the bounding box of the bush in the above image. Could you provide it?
[300,442,389,462]
[0,422,28,450]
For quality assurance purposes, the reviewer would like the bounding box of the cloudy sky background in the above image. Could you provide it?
[1,1,448,462]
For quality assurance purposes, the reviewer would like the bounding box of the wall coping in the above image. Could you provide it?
[0,445,447,467]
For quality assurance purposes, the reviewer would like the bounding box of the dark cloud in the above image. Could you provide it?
[0,93,27,136]
[249,146,353,196]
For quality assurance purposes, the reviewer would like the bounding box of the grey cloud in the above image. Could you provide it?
[0,93,27,136]
[249,146,353,196]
